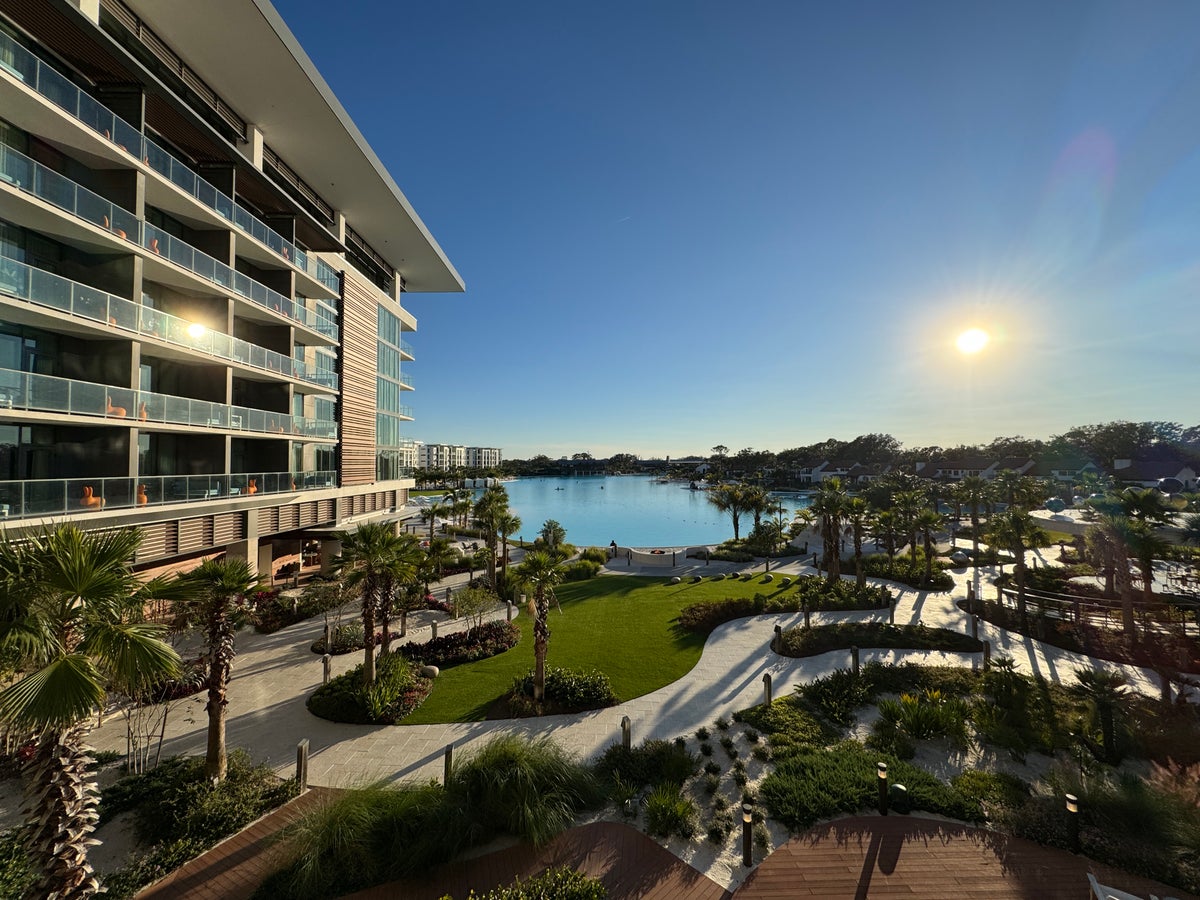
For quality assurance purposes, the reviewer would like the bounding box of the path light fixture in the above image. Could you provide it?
[1065,793,1079,852]
[742,803,753,866]
[877,762,888,815]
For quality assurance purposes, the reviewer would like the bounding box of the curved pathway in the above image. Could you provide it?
[91,549,1178,787]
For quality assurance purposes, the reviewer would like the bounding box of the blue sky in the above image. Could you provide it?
[278,1,1200,460]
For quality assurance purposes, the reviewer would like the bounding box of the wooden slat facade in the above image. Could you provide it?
[339,270,380,486]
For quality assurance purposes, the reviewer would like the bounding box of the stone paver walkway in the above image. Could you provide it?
[92,546,1179,786]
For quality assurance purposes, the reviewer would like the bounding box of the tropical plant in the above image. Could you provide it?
[873,509,903,569]
[986,509,1049,623]
[474,485,511,586]
[1088,515,1139,636]
[497,511,522,593]
[707,483,752,540]
[539,518,567,551]
[173,558,260,783]
[914,508,945,585]
[422,500,449,542]
[894,490,925,565]
[959,475,991,558]
[810,478,850,583]
[1072,668,1130,764]
[515,550,565,702]
[0,525,180,900]
[333,522,419,685]
[845,498,872,588]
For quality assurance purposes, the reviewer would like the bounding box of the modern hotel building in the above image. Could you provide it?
[0,0,462,573]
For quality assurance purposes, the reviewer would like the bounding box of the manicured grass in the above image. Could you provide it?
[401,574,787,724]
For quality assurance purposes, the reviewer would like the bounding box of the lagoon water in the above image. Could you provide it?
[489,476,811,549]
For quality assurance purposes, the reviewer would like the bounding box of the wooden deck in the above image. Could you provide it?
[135,803,1198,900]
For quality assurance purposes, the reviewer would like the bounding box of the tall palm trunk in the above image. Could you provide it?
[853,528,865,589]
[970,505,980,557]
[378,577,394,655]
[1116,560,1135,638]
[361,575,378,686]
[532,590,550,702]
[205,609,237,782]
[25,725,101,900]
[1014,539,1028,623]
[923,529,934,583]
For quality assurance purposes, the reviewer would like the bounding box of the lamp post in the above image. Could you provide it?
[877,762,889,815]
[1065,794,1079,852]
[742,803,753,866]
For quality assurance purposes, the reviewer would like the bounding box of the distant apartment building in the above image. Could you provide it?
[413,443,501,469]
[465,446,501,469]
[0,0,462,573]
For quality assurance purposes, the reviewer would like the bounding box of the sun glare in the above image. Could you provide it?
[956,328,989,354]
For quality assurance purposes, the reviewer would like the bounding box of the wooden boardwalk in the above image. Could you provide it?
[136,804,1198,900]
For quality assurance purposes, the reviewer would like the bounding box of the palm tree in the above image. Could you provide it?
[1090,515,1140,637]
[959,476,990,559]
[174,557,260,782]
[474,485,510,587]
[810,478,850,583]
[0,525,180,900]
[539,519,566,552]
[515,551,565,703]
[844,498,872,588]
[423,500,449,542]
[1072,668,1129,764]
[706,483,751,540]
[743,486,772,532]
[497,512,522,592]
[377,534,423,653]
[334,522,413,686]
[1124,519,1169,608]
[986,509,1049,623]
[914,508,945,585]
[873,509,904,571]
[1183,513,1200,547]
[894,490,924,566]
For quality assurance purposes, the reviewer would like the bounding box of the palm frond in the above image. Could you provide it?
[0,654,105,730]
[78,621,180,693]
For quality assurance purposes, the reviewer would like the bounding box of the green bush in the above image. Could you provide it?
[510,666,617,713]
[580,547,609,565]
[950,770,1030,814]
[310,622,366,655]
[678,578,893,634]
[307,653,431,724]
[0,829,31,899]
[759,741,981,831]
[856,553,955,591]
[777,622,983,658]
[643,783,697,839]
[871,690,971,754]
[563,560,602,581]
[254,582,351,634]
[595,739,699,791]
[443,866,607,899]
[397,621,520,668]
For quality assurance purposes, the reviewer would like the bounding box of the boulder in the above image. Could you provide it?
[762,573,773,582]
[419,665,440,679]
[669,576,681,585]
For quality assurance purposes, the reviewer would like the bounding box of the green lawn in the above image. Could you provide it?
[400,573,789,724]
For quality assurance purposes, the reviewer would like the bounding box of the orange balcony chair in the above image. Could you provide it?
[80,486,105,509]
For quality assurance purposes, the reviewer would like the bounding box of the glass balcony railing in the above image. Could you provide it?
[398,405,413,418]
[400,339,415,358]
[141,223,338,340]
[0,367,338,439]
[0,469,337,520]
[0,32,343,294]
[398,371,415,389]
[0,257,339,392]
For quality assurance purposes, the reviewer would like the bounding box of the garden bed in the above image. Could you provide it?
[679,578,893,634]
[396,621,520,668]
[776,622,983,658]
[307,653,432,724]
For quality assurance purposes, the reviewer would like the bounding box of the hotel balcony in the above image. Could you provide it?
[0,469,337,521]
[0,257,339,393]
[0,30,342,300]
[0,143,338,346]
[0,368,337,440]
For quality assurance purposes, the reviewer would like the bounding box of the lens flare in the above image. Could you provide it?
[956,328,989,354]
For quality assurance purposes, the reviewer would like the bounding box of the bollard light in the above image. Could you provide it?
[742,803,753,866]
[1065,793,1080,852]
[877,762,889,815]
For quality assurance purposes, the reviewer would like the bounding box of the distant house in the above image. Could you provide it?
[914,458,1034,481]
[1030,457,1102,483]
[1110,459,1198,491]
[845,463,891,484]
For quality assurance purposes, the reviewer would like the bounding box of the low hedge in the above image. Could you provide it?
[310,622,378,655]
[307,653,432,724]
[508,666,617,714]
[678,577,893,634]
[777,623,983,658]
[855,554,955,591]
[440,867,607,900]
[594,739,699,790]
[564,560,602,580]
[759,741,982,831]
[397,621,519,669]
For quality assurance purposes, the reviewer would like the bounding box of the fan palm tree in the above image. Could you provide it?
[959,476,990,559]
[1183,513,1200,547]
[873,509,904,571]
[742,485,772,532]
[914,508,945,585]
[539,519,567,552]
[844,497,872,588]
[894,490,925,566]
[1123,519,1169,608]
[515,551,565,703]
[334,522,413,686]
[810,478,850,583]
[423,500,449,542]
[174,557,261,782]
[377,534,423,653]
[474,485,510,586]
[986,509,1049,624]
[1089,515,1140,637]
[0,525,180,900]
[1072,668,1129,764]
[706,483,751,540]
[497,511,522,592]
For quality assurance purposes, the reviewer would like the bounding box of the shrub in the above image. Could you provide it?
[307,653,431,724]
[696,726,710,741]
[595,739,699,790]
[397,621,519,668]
[871,690,972,751]
[643,784,697,839]
[254,584,350,634]
[950,770,1030,814]
[678,578,893,634]
[563,560,602,581]
[450,867,607,900]
[510,666,617,713]
[703,774,720,796]
[704,761,721,776]
[580,547,609,565]
[777,623,983,658]
[759,741,981,831]
[856,552,955,591]
[310,622,369,655]
[737,696,831,753]
[0,829,31,899]
[716,717,730,731]
[699,742,713,757]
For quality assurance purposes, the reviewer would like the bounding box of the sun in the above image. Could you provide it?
[955,328,989,354]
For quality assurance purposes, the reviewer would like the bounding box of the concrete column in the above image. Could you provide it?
[320,538,342,574]
[257,543,273,581]
[242,124,265,170]
[72,0,101,24]
[224,539,254,574]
